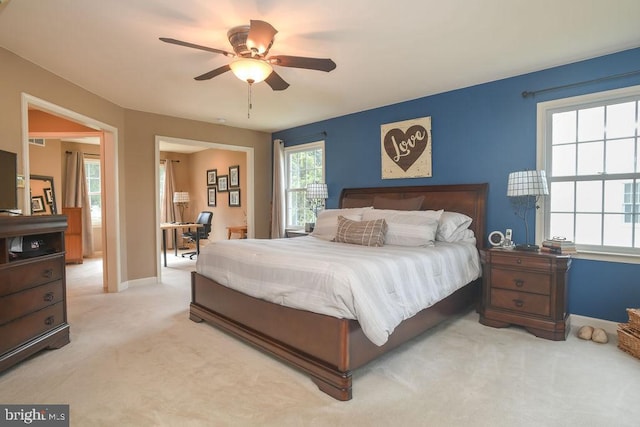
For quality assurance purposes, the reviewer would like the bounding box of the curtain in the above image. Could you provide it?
[161,160,177,223]
[270,139,285,238]
[64,151,94,257]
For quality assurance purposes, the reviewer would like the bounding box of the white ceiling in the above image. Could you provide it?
[1,0,640,133]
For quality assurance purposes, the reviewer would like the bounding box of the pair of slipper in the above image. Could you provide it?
[577,325,608,343]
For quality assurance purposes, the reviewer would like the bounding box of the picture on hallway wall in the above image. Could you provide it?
[380,116,432,179]
[229,165,240,188]
[206,169,217,186]
[229,189,240,207]
[217,175,228,192]
[207,187,216,207]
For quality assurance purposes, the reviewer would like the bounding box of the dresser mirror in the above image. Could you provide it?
[30,175,57,215]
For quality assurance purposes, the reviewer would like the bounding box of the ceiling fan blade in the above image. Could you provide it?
[264,71,290,91]
[246,20,277,55]
[194,65,231,81]
[159,37,234,57]
[269,55,336,72]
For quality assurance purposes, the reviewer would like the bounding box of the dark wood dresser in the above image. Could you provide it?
[479,248,571,341]
[0,215,70,373]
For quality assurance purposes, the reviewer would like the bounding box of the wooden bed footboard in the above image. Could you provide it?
[190,271,480,401]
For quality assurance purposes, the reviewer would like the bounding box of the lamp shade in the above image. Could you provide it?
[173,191,190,204]
[507,171,549,197]
[229,58,273,84]
[306,183,328,200]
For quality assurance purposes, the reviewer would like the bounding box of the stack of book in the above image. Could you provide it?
[541,238,576,254]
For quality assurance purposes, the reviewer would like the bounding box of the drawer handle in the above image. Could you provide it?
[43,292,55,302]
[44,316,55,326]
[514,279,525,288]
[42,269,53,278]
[516,258,522,264]
[513,299,524,308]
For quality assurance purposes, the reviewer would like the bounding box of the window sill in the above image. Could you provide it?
[570,250,640,265]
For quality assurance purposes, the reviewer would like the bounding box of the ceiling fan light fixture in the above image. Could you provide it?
[229,58,273,84]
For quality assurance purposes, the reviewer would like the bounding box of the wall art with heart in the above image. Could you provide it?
[381,116,432,179]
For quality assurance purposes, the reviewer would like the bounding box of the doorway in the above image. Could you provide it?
[21,93,122,292]
[155,135,254,281]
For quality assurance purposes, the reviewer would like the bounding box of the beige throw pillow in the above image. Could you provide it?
[334,215,387,247]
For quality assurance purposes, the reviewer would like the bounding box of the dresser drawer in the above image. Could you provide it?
[0,257,64,296]
[0,281,64,325]
[490,288,550,317]
[0,302,65,354]
[490,253,551,271]
[491,268,551,295]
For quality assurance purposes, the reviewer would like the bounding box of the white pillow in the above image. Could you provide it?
[311,207,372,241]
[437,211,473,242]
[362,209,442,247]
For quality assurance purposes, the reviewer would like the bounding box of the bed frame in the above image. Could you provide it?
[190,183,488,400]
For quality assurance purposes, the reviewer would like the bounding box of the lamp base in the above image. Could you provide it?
[515,243,539,252]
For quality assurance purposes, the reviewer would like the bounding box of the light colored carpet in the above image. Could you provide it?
[1,255,639,426]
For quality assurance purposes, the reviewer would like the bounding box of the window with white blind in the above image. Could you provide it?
[284,141,325,229]
[537,85,640,260]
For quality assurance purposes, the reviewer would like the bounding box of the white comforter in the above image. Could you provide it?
[196,236,481,346]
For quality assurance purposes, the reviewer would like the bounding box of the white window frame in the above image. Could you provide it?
[84,157,102,227]
[536,84,640,264]
[284,141,325,229]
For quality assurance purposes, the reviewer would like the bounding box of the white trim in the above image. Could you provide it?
[569,314,619,336]
[154,135,255,282]
[122,276,157,288]
[21,93,122,293]
[536,84,640,263]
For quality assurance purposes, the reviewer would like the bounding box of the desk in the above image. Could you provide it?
[160,223,203,267]
[227,225,247,239]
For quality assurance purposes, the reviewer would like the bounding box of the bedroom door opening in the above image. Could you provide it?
[155,135,254,281]
[22,93,121,293]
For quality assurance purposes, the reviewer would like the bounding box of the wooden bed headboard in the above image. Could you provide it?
[339,183,488,250]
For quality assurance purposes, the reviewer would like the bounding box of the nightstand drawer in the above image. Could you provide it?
[490,253,551,271]
[490,289,550,317]
[491,268,550,295]
[0,302,65,354]
[0,280,64,325]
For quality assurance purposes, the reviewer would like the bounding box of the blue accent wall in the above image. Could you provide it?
[274,48,640,323]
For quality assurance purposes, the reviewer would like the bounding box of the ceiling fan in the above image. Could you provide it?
[160,19,337,91]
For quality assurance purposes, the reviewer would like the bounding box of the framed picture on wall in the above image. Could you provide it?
[229,189,241,207]
[229,165,240,188]
[206,169,217,186]
[31,196,45,213]
[207,187,216,207]
[218,175,229,192]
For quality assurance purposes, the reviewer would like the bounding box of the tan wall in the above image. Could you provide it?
[0,46,272,284]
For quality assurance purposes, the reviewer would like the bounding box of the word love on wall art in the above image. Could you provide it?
[380,116,432,179]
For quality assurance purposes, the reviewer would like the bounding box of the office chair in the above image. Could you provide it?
[181,211,213,259]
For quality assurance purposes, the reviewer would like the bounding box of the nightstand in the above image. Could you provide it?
[285,230,309,238]
[479,248,571,341]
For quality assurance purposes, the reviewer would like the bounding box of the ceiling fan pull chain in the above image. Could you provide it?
[247,79,255,118]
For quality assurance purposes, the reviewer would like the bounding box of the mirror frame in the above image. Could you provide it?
[30,174,57,215]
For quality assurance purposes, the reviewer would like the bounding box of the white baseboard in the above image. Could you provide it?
[569,314,619,335]
[120,276,157,290]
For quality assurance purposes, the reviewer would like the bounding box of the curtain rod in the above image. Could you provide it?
[286,131,327,143]
[65,150,100,157]
[522,69,640,98]
[161,159,180,163]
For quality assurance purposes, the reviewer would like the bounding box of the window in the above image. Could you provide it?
[284,141,325,228]
[84,158,102,224]
[538,85,640,259]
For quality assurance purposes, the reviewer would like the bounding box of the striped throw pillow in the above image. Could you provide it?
[334,215,387,247]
